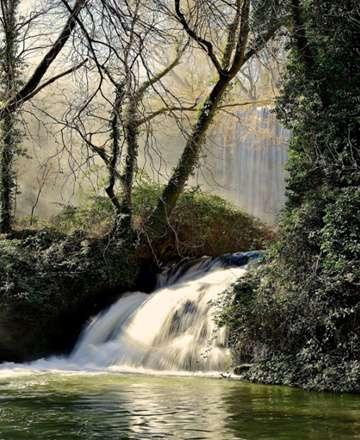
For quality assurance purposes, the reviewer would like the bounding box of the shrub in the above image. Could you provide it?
[220,0,360,392]
[45,182,273,260]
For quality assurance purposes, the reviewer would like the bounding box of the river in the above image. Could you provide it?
[0,371,359,439]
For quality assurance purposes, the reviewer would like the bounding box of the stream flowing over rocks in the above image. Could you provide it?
[0,252,261,375]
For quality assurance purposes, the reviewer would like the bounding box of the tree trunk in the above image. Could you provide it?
[0,0,20,233]
[291,0,315,71]
[0,110,17,233]
[106,86,123,216]
[120,99,140,229]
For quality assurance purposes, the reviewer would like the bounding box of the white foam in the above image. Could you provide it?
[0,264,246,376]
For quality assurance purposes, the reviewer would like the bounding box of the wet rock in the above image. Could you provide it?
[233,364,253,375]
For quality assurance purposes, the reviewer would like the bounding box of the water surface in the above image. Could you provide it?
[0,372,359,439]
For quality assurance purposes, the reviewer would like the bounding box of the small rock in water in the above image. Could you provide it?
[220,251,263,268]
[233,364,253,375]
[220,372,232,379]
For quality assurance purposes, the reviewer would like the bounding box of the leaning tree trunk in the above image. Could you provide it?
[147,77,229,236]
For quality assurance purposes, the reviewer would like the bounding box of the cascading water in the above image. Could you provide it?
[0,252,260,375]
[70,266,243,372]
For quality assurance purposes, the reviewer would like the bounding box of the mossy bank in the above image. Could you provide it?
[0,229,137,361]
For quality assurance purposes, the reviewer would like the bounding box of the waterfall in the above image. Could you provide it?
[69,255,255,372]
[3,252,260,375]
[204,106,289,224]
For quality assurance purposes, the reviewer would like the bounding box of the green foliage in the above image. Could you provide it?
[220,188,360,392]
[220,0,360,392]
[45,181,273,259]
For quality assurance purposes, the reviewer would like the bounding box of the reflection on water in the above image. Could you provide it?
[0,373,360,440]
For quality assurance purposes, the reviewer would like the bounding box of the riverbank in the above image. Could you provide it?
[0,228,137,361]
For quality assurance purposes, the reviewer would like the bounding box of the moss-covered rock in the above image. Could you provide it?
[0,229,137,361]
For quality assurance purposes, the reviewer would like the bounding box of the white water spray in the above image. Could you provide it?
[69,264,246,372]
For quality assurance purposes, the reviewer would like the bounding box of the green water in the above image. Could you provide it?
[0,372,359,439]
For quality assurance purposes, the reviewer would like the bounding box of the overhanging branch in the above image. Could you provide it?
[0,0,87,116]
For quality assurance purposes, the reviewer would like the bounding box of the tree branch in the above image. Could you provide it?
[222,0,242,70]
[136,101,198,126]
[243,16,288,64]
[23,59,88,102]
[228,0,251,77]
[174,0,223,74]
[0,0,86,116]
[136,99,274,126]
[136,48,184,101]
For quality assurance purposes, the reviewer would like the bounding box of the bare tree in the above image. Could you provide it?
[60,0,192,232]
[0,0,86,233]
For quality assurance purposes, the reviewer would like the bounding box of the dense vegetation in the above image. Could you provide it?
[220,0,360,392]
[0,228,137,360]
